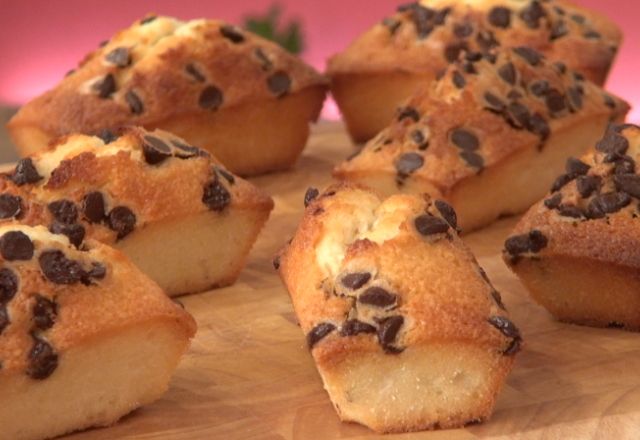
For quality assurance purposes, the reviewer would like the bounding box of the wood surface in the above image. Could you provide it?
[61,121,640,440]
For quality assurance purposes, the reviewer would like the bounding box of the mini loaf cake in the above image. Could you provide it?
[504,123,640,330]
[326,0,623,142]
[0,224,197,440]
[333,46,629,233]
[275,183,521,433]
[0,126,274,296]
[7,15,328,176]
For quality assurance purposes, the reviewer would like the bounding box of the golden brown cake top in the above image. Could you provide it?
[0,126,274,247]
[275,182,520,365]
[504,123,640,267]
[0,224,197,378]
[326,0,622,85]
[333,46,629,195]
[8,15,329,137]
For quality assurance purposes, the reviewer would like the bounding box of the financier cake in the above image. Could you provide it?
[0,224,197,440]
[333,46,629,233]
[275,183,521,433]
[0,126,274,296]
[327,0,623,142]
[7,15,328,176]
[504,123,640,331]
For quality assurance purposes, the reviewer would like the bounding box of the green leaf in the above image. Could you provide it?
[243,3,305,55]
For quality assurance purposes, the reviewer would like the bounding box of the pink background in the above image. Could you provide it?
[0,0,638,122]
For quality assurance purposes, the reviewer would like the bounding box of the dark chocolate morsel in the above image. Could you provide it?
[550,173,571,193]
[558,205,584,219]
[267,72,291,96]
[0,268,18,303]
[460,151,485,171]
[596,131,629,155]
[497,62,517,85]
[358,286,398,310]
[202,180,231,212]
[272,255,281,270]
[377,315,404,353]
[488,6,512,28]
[529,80,549,97]
[214,167,235,185]
[199,86,224,110]
[86,262,107,280]
[107,206,137,239]
[398,106,420,122]
[544,193,563,210]
[98,129,118,144]
[450,128,479,150]
[415,215,450,236]
[488,316,522,355]
[140,15,157,25]
[452,71,466,89]
[550,19,569,40]
[48,200,78,225]
[254,47,273,70]
[0,304,8,335]
[435,199,457,230]
[476,30,500,50]
[93,73,116,99]
[0,231,34,261]
[576,175,601,199]
[82,191,107,224]
[584,30,601,39]
[513,46,544,66]
[307,322,336,349]
[520,1,547,29]
[484,92,506,112]
[0,194,21,219]
[125,90,144,115]
[185,63,206,82]
[27,333,59,380]
[565,157,591,179]
[507,103,532,129]
[142,135,172,165]
[105,47,130,67]
[528,114,550,141]
[590,192,631,215]
[39,250,86,284]
[220,24,245,43]
[504,230,547,256]
[454,23,473,38]
[48,223,86,248]
[33,295,57,331]
[553,61,567,74]
[12,158,43,186]
[341,319,376,337]
[396,152,424,178]
[341,272,371,290]
[546,90,568,118]
[304,187,320,208]
[568,87,583,112]
[612,174,640,199]
[171,140,200,159]
[411,130,429,150]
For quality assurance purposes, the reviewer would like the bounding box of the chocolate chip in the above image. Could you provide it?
[358,286,398,310]
[488,316,522,355]
[550,173,571,193]
[0,231,34,261]
[185,63,206,82]
[435,200,457,230]
[507,90,523,101]
[82,191,106,224]
[12,158,43,186]
[444,42,467,63]
[48,200,78,225]
[460,151,485,171]
[142,135,172,165]
[476,30,500,51]
[396,152,424,178]
[513,46,544,66]
[433,7,450,25]
[307,322,335,349]
[48,223,85,248]
[544,193,563,209]
[483,51,497,64]
[529,80,549,97]
[0,268,18,303]
[568,87,583,112]
[603,94,616,109]
[272,255,280,270]
[584,30,601,39]
[415,215,449,236]
[86,262,107,281]
[452,71,466,89]
[105,47,130,67]
[411,130,429,150]
[558,205,584,218]
[451,129,479,151]
[398,106,420,122]
[528,114,550,141]
[554,62,567,74]
[612,174,640,199]
[220,24,245,43]
[39,250,86,284]
[27,333,58,380]
[33,295,57,331]
[546,90,568,118]
[377,315,404,354]
[341,272,371,290]
[340,319,376,337]
[553,6,566,15]
[0,304,8,334]
[520,1,547,29]
[304,187,319,208]
[125,90,144,115]
[484,92,506,113]
[199,86,224,110]
[488,7,512,28]
[505,230,547,256]
[596,131,629,155]
[576,175,601,198]
[254,47,273,70]
[202,180,231,212]
[454,23,473,38]
[414,21,434,39]
[93,73,116,99]
[214,167,235,185]
[465,51,483,62]
[98,129,118,144]
[140,15,157,25]
[0,194,21,219]
[267,72,291,97]
[565,157,590,179]
[107,206,137,239]
[498,62,517,85]
[550,19,569,40]
[507,103,532,129]
[591,192,631,215]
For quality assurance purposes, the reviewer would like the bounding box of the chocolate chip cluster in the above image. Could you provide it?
[82,17,293,116]
[0,229,107,379]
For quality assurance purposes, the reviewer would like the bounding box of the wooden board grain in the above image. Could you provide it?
[63,121,640,440]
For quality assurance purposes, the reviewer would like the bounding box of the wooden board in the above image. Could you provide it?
[63,121,640,440]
